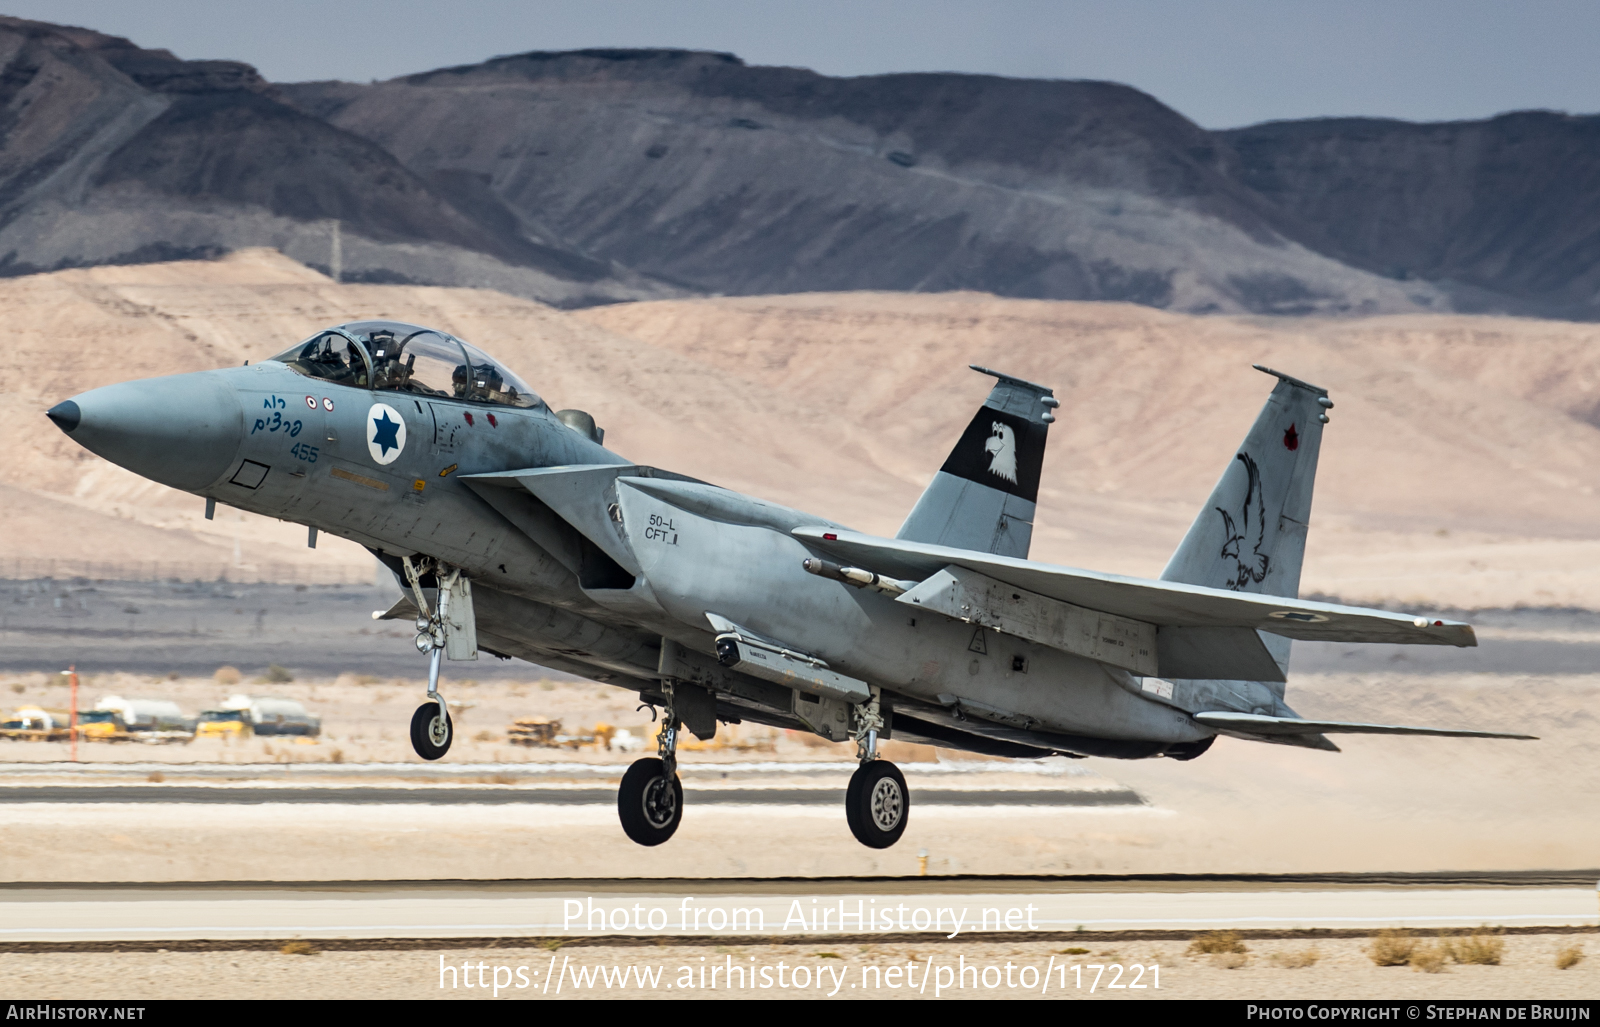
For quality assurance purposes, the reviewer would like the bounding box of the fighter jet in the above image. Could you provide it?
[46,321,1533,848]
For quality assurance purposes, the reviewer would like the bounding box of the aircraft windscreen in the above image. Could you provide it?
[272,331,371,387]
[273,321,538,408]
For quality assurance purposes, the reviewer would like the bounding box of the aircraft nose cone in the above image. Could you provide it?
[46,400,80,434]
[59,372,243,490]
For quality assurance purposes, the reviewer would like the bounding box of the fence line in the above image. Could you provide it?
[1,556,374,586]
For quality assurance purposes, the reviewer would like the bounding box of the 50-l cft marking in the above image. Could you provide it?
[644,513,679,545]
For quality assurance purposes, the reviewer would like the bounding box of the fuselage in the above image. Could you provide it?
[54,353,1215,757]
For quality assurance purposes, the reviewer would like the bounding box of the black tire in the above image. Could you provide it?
[409,702,452,760]
[617,757,683,846]
[846,760,909,849]
[844,762,865,840]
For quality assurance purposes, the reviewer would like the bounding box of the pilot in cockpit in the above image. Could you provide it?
[296,333,364,385]
[367,329,419,392]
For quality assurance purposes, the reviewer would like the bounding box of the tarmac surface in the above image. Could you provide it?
[1,876,1595,944]
[0,785,1144,807]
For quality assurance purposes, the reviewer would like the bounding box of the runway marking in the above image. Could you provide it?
[0,912,1592,937]
[0,887,1590,941]
[0,786,1146,808]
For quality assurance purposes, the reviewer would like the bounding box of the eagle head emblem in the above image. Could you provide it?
[984,421,1018,484]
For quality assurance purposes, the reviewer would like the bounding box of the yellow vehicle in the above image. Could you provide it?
[74,709,130,741]
[0,707,77,742]
[194,708,253,739]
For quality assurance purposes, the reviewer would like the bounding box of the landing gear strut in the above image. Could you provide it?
[403,555,456,761]
[618,680,684,846]
[846,687,908,849]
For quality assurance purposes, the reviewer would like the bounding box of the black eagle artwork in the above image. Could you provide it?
[1216,452,1269,590]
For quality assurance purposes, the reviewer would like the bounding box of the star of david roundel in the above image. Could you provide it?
[366,402,407,465]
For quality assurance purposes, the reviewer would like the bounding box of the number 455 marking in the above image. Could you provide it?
[290,443,319,463]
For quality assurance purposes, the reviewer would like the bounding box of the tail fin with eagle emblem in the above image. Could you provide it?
[895,365,1056,559]
[1161,365,1330,598]
[1159,365,1331,689]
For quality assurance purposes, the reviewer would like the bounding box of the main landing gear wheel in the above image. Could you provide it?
[409,702,452,760]
[846,759,909,849]
[618,757,684,846]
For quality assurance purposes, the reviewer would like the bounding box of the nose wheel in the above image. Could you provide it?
[410,701,452,760]
[618,681,685,845]
[397,556,469,762]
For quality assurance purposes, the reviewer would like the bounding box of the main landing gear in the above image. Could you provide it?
[403,555,456,761]
[846,687,908,849]
[618,680,684,846]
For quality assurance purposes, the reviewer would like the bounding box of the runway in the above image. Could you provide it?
[1,876,1594,944]
[0,785,1143,807]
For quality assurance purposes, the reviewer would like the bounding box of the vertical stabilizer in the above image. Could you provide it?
[1160,366,1331,684]
[1161,366,1330,598]
[896,365,1056,558]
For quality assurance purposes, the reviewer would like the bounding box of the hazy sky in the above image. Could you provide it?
[13,0,1600,128]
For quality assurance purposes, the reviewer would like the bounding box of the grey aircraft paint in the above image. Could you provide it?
[46,322,1535,847]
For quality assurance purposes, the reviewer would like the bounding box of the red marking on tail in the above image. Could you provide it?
[1283,424,1299,451]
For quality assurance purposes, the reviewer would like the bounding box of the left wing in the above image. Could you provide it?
[1195,711,1536,740]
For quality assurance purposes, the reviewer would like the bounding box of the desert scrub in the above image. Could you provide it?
[1270,947,1320,969]
[1410,942,1449,974]
[1445,928,1505,966]
[1368,929,1415,966]
[279,940,319,956]
[1188,931,1247,956]
[1556,945,1584,970]
[1212,952,1250,970]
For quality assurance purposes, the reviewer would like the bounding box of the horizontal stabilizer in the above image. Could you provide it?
[794,527,1476,648]
[1195,711,1536,740]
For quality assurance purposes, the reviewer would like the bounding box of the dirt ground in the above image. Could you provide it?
[0,661,1592,880]
[2,934,1594,1000]
[11,248,1600,608]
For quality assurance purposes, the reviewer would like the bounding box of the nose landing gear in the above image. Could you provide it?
[846,687,908,849]
[618,680,684,846]
[401,555,460,761]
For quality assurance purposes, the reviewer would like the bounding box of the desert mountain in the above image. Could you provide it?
[283,49,1600,320]
[1218,113,1600,319]
[4,16,1598,320]
[282,50,1443,317]
[7,249,1600,608]
[0,17,663,307]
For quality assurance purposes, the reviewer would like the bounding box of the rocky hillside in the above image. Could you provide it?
[4,16,1598,318]
[0,17,664,306]
[1219,113,1600,319]
[282,50,1444,317]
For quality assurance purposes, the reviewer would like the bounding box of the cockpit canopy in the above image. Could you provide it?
[271,320,540,409]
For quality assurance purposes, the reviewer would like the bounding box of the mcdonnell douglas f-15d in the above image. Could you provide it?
[46,321,1533,848]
